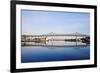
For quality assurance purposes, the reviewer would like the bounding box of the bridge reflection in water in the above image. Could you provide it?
[21,33,90,48]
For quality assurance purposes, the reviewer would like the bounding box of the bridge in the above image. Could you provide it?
[21,32,90,47]
[22,32,89,37]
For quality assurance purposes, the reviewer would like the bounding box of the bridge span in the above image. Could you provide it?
[22,32,89,37]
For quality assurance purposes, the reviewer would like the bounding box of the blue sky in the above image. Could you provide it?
[21,10,90,35]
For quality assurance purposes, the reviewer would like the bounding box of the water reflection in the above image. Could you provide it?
[21,45,90,63]
[22,41,89,48]
[21,37,90,63]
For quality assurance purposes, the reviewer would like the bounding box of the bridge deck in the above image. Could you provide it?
[22,33,89,37]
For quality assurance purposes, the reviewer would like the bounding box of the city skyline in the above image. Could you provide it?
[21,10,90,35]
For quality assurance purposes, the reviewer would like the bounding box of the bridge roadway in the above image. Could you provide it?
[22,34,89,37]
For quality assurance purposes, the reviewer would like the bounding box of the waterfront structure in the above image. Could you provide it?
[21,32,90,47]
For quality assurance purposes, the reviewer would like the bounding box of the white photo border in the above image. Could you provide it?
[16,4,94,69]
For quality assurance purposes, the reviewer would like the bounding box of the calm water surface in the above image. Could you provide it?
[21,41,90,63]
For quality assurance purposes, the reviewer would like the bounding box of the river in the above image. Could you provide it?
[21,41,90,63]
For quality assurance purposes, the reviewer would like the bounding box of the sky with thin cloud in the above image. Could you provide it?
[21,10,90,35]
